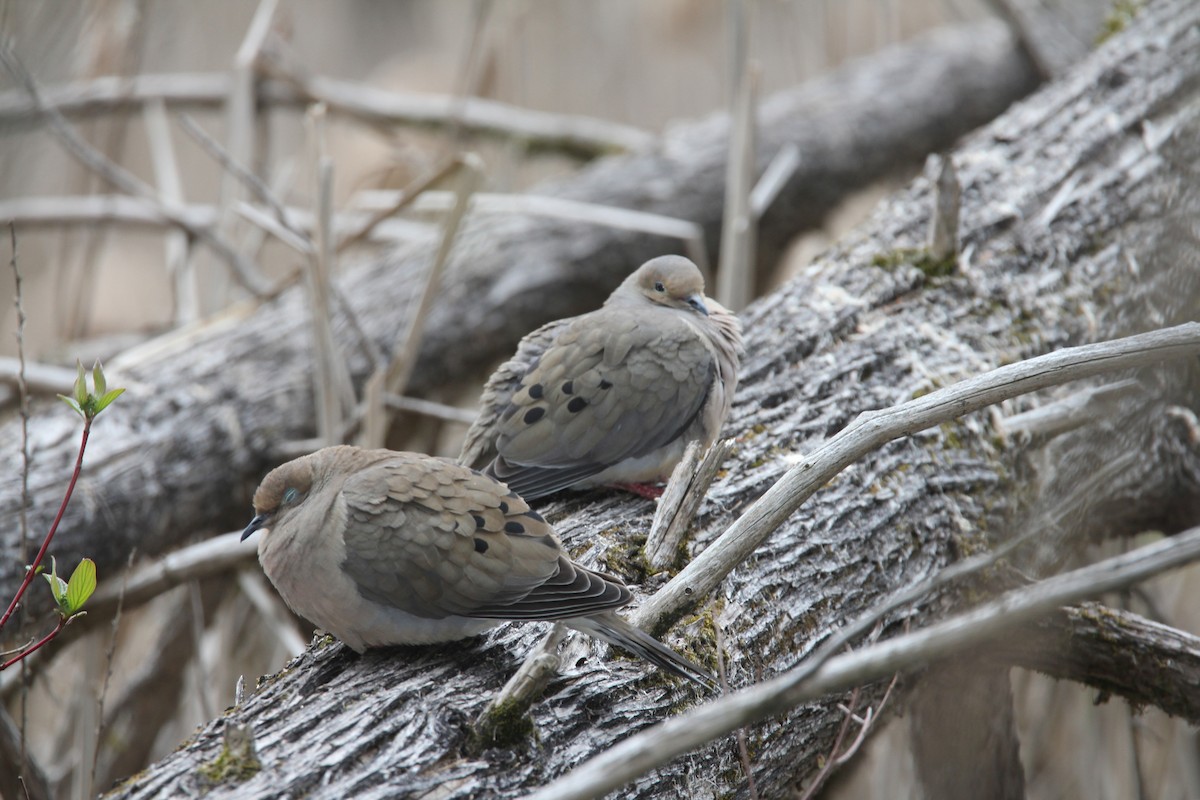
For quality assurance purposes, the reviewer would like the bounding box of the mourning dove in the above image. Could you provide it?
[242,445,714,689]
[459,255,743,499]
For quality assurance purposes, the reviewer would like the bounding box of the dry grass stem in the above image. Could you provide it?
[234,202,314,255]
[177,112,306,247]
[304,105,355,445]
[716,0,757,312]
[383,153,483,399]
[384,393,477,426]
[0,192,433,245]
[336,156,461,253]
[90,549,137,796]
[748,143,800,219]
[0,44,274,297]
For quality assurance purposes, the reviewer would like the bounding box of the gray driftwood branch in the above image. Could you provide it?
[100,2,1200,797]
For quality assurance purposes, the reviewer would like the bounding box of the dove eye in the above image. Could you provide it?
[282,487,301,505]
[653,281,666,293]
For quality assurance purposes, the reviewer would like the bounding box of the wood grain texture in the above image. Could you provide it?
[104,2,1200,797]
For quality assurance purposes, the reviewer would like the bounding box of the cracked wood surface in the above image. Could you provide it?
[102,2,1200,798]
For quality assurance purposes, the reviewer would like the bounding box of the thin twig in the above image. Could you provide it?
[527,526,1200,800]
[0,70,655,157]
[336,156,461,253]
[384,393,477,426]
[1000,378,1141,440]
[177,111,305,246]
[9,221,32,789]
[474,625,567,740]
[748,144,800,219]
[799,686,860,800]
[384,154,483,399]
[188,581,215,720]
[0,619,67,671]
[632,322,1200,635]
[799,670,898,799]
[0,417,93,635]
[359,189,709,272]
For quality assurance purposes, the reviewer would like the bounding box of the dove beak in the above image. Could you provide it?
[241,512,271,541]
[686,294,709,316]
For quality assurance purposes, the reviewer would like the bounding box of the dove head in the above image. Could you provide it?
[242,452,319,541]
[615,255,710,317]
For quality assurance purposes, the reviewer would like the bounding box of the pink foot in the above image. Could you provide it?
[608,482,665,500]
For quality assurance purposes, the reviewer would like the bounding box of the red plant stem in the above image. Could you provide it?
[0,615,66,670]
[0,416,92,632]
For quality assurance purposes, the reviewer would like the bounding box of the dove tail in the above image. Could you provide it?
[568,613,717,692]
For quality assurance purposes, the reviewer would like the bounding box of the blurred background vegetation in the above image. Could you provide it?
[3,2,1197,799]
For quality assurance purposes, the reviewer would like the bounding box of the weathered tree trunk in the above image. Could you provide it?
[104,2,1200,798]
[0,18,1040,608]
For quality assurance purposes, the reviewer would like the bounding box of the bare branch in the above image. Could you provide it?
[633,323,1200,634]
[533,527,1200,800]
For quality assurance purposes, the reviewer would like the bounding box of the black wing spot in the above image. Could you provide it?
[525,508,545,523]
[504,521,525,534]
[474,538,489,553]
[567,397,588,413]
[523,407,546,424]
[561,380,574,395]
[499,501,510,513]
[527,383,544,399]
[599,379,613,390]
[472,514,486,529]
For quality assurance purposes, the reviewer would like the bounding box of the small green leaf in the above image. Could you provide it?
[65,558,97,615]
[58,394,84,418]
[73,361,88,408]
[42,556,69,614]
[92,361,107,396]
[93,388,125,415]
